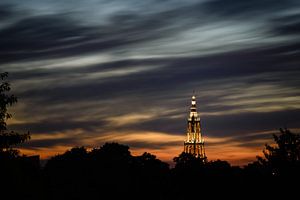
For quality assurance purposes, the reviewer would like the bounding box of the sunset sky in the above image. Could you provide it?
[1,0,300,166]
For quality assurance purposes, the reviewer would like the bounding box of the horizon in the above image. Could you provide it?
[1,0,300,166]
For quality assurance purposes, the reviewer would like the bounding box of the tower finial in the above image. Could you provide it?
[192,90,196,101]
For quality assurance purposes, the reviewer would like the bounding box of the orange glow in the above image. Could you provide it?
[17,129,279,166]
[19,143,265,166]
[206,145,265,166]
[19,146,74,159]
[130,146,183,162]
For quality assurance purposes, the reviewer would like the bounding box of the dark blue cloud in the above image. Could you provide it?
[203,0,298,18]
[13,42,300,104]
[0,4,195,63]
[0,4,14,21]
[22,137,80,149]
[9,119,106,134]
[270,14,300,35]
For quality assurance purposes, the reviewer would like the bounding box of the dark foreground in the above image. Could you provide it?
[1,142,299,200]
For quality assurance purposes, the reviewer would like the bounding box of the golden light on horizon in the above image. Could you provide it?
[18,129,276,166]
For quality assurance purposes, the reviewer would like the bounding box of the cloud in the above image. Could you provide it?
[2,0,300,165]
[0,4,192,64]
[202,0,298,18]
[0,4,14,21]
[9,43,300,107]
[8,41,300,152]
[105,113,157,126]
[270,13,300,36]
[2,0,298,65]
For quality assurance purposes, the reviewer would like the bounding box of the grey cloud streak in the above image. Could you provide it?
[8,43,300,151]
[2,0,299,64]
[203,0,298,18]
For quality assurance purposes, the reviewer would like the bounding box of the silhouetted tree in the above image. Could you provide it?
[45,146,88,171]
[241,128,300,198]
[0,72,39,199]
[170,152,207,199]
[206,159,232,177]
[135,152,169,173]
[207,159,231,169]
[257,127,300,177]
[0,72,30,158]
[244,160,269,178]
[173,152,206,170]
[43,147,89,199]
[131,152,169,199]
[89,142,133,185]
[90,142,131,162]
[42,143,173,200]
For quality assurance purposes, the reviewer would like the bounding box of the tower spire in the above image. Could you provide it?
[184,95,206,160]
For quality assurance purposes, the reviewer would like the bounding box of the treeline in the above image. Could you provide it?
[1,128,300,199]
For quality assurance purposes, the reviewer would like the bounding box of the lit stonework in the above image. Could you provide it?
[184,95,206,160]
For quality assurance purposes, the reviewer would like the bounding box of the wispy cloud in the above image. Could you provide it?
[2,0,300,165]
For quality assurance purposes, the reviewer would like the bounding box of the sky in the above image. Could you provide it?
[1,0,300,166]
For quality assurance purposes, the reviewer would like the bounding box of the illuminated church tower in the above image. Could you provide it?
[184,95,206,160]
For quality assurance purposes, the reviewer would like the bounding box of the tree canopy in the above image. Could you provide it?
[0,72,30,156]
[257,127,300,176]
